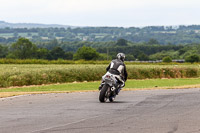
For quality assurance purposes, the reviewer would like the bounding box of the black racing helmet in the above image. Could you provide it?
[117,53,125,62]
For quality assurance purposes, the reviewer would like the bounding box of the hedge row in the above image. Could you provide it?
[0,58,193,65]
[0,65,199,88]
[0,59,110,64]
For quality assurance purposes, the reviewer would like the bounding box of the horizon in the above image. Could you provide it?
[0,20,197,28]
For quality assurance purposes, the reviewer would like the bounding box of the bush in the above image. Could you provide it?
[162,56,172,63]
[125,54,135,61]
[73,46,99,60]
[185,54,200,63]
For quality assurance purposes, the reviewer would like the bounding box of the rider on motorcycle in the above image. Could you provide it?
[99,53,128,95]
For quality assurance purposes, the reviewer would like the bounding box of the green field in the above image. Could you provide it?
[1,78,200,98]
[0,32,38,38]
[1,78,200,92]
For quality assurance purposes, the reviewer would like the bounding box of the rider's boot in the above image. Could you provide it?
[98,81,105,90]
[115,87,122,95]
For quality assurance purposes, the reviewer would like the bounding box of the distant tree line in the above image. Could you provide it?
[0,38,102,60]
[0,38,200,63]
[1,25,200,44]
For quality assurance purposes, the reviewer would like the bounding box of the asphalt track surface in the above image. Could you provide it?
[1,88,200,133]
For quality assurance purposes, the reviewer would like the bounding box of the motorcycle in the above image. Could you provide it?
[99,73,121,103]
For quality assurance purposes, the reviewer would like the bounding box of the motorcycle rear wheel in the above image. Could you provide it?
[99,84,109,102]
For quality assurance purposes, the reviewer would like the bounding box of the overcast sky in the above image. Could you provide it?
[0,0,200,27]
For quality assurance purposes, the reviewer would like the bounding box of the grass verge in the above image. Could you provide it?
[1,78,200,98]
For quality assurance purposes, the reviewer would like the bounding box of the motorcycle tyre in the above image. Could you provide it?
[99,84,109,103]
[109,95,115,102]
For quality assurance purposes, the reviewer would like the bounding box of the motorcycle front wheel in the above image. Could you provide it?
[99,84,109,103]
